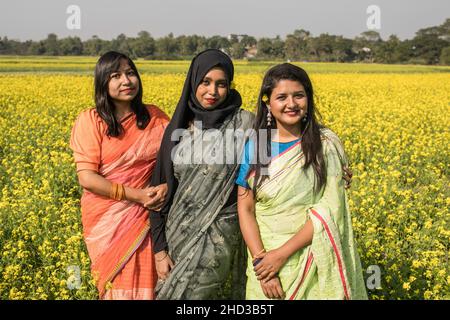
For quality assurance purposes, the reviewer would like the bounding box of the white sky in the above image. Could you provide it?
[1,0,449,41]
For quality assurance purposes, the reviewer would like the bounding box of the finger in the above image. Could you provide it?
[261,285,269,299]
[266,285,276,299]
[254,263,263,273]
[275,283,285,300]
[257,270,270,281]
[262,272,275,283]
[254,260,268,272]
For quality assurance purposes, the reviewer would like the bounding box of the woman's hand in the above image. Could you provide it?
[260,276,285,299]
[343,166,353,189]
[155,250,174,280]
[144,183,168,211]
[254,249,288,282]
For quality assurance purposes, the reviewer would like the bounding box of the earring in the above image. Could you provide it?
[267,107,272,127]
[302,113,308,123]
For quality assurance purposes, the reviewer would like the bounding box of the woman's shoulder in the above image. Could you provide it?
[319,127,348,163]
[320,127,342,145]
[238,109,256,128]
[145,104,170,124]
[75,107,103,125]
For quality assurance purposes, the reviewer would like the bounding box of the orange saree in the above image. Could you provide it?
[70,105,169,299]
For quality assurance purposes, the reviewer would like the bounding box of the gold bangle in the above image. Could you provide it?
[117,184,124,201]
[253,248,266,259]
[121,184,127,201]
[110,183,126,201]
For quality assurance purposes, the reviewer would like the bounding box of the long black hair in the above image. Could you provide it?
[251,63,326,194]
[94,51,150,137]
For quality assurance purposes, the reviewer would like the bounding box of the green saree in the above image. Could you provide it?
[246,128,368,300]
[156,109,254,299]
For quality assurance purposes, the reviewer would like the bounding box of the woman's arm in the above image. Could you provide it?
[77,169,166,209]
[237,186,285,299]
[237,186,265,259]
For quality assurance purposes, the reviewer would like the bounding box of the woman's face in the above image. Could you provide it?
[195,67,228,109]
[108,59,140,104]
[268,79,308,129]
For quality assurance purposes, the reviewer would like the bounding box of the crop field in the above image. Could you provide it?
[0,56,448,299]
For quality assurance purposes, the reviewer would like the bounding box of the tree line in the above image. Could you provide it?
[1,19,449,65]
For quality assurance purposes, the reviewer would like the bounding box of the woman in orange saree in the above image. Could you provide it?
[70,51,169,299]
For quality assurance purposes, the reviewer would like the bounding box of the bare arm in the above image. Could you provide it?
[237,186,285,298]
[77,170,166,209]
[237,186,265,259]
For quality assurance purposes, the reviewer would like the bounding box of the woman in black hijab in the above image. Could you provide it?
[150,49,255,299]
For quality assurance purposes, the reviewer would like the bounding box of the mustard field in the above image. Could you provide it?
[0,58,448,299]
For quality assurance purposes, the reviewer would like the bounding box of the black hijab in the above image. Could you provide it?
[150,50,242,250]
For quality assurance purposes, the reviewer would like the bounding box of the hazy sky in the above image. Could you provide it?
[1,0,449,41]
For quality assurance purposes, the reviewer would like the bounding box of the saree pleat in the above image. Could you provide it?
[156,109,254,299]
[246,128,368,300]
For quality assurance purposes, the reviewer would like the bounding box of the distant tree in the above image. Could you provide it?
[83,35,109,56]
[0,37,9,54]
[256,37,273,58]
[333,36,355,62]
[155,33,179,57]
[1,18,449,64]
[228,34,240,45]
[240,35,257,48]
[411,24,448,64]
[375,35,401,63]
[285,29,310,61]
[438,18,450,41]
[132,31,155,57]
[110,33,135,57]
[271,36,285,59]
[230,42,246,59]
[353,31,382,62]
[59,37,83,55]
[207,35,230,51]
[439,46,450,65]
[27,41,46,55]
[44,33,59,55]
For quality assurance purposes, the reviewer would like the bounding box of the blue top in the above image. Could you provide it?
[236,138,301,189]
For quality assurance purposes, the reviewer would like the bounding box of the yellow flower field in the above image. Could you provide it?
[0,62,448,299]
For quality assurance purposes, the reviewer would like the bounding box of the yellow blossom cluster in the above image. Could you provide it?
[0,62,448,300]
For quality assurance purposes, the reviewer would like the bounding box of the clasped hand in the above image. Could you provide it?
[140,183,168,211]
[254,249,287,282]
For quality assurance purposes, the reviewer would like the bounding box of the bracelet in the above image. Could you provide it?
[253,248,266,259]
[110,183,126,201]
[156,251,168,262]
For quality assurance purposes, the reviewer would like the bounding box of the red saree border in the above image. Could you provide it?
[310,209,350,300]
[98,222,150,298]
[246,139,302,180]
[289,251,314,300]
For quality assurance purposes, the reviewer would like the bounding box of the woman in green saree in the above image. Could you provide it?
[236,63,367,300]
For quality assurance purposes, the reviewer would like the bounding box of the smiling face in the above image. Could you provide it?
[107,59,140,104]
[195,67,229,109]
[268,79,308,130]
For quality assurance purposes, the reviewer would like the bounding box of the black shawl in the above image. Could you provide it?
[150,49,242,253]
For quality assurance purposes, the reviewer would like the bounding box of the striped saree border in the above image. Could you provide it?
[99,222,150,298]
[310,208,350,300]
